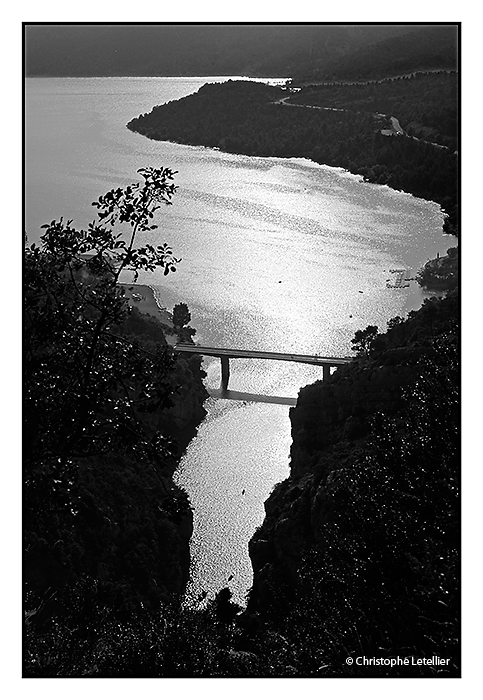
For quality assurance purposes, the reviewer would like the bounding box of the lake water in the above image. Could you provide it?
[25,77,449,606]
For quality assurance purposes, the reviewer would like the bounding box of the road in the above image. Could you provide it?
[274,94,450,150]
[175,344,353,367]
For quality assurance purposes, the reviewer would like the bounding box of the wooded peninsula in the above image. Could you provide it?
[127,72,458,236]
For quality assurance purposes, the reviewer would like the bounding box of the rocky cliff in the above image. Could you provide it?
[247,294,459,671]
[25,303,209,622]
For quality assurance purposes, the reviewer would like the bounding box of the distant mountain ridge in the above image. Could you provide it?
[25,24,458,82]
[296,24,458,82]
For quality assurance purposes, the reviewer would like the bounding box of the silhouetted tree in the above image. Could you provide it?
[351,325,379,356]
[173,302,191,331]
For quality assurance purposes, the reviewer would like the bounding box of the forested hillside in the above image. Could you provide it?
[25,24,457,81]
[289,71,457,150]
[293,24,457,82]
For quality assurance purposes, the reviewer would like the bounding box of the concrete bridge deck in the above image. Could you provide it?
[175,344,353,392]
[175,344,352,365]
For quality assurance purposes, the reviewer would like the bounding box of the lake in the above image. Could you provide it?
[25,76,449,606]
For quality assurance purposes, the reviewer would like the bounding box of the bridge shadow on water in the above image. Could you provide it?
[209,387,297,406]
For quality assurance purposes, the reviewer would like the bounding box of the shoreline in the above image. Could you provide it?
[120,282,177,341]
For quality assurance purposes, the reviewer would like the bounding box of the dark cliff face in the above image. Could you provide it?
[116,304,209,459]
[247,294,459,669]
[24,305,209,621]
[248,353,423,609]
[160,354,209,457]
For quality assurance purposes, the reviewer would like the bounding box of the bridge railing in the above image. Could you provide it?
[175,343,354,392]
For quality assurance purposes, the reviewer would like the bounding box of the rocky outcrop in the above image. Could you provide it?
[119,303,209,459]
[126,313,208,591]
[248,294,458,616]
[160,354,209,457]
[25,304,209,615]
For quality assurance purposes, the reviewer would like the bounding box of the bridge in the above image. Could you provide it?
[175,343,353,393]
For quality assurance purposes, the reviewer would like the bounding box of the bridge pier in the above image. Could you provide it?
[220,355,230,392]
[174,344,352,397]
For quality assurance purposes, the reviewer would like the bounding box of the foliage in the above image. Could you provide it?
[24,169,201,618]
[290,72,457,150]
[293,26,457,83]
[416,247,459,292]
[25,451,191,606]
[387,315,404,331]
[24,577,314,677]
[90,166,180,282]
[351,325,379,356]
[172,302,196,344]
[24,167,180,463]
[173,302,191,330]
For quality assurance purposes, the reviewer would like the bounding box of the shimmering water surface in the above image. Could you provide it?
[25,77,449,606]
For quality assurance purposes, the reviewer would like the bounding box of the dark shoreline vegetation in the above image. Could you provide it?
[25,76,459,675]
[127,74,458,237]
